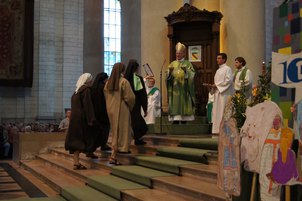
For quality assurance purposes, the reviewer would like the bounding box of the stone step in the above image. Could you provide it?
[89,175,197,201]
[20,160,84,193]
[1,197,66,201]
[110,165,224,201]
[61,186,117,201]
[148,124,211,135]
[155,116,209,124]
[49,147,137,167]
[143,135,181,146]
[48,148,116,169]
[49,146,218,182]
[143,134,213,146]
[128,144,158,155]
[17,134,221,201]
[180,164,218,183]
[111,165,174,187]
[36,154,109,182]
[87,175,147,200]
[205,151,218,165]
[122,188,197,201]
[152,176,225,201]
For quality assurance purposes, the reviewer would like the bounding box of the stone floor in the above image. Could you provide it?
[0,160,58,200]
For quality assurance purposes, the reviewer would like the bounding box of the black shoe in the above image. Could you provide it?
[135,139,146,145]
[73,163,87,170]
[86,153,98,159]
[101,144,111,151]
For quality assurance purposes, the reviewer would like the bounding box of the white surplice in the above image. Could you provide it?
[143,86,161,124]
[212,63,233,134]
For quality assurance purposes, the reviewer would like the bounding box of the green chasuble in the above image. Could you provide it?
[166,60,195,116]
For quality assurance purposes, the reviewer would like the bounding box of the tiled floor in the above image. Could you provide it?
[0,160,57,200]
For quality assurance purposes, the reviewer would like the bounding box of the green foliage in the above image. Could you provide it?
[231,90,247,130]
[249,63,271,107]
[231,63,271,130]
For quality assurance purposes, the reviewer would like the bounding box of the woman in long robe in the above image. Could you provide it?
[124,59,148,145]
[65,73,96,170]
[104,63,135,164]
[91,72,110,151]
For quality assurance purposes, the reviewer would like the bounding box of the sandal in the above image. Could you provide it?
[73,163,87,170]
[108,157,121,165]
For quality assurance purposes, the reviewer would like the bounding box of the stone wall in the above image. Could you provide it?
[0,0,286,122]
[0,0,84,123]
[13,132,66,162]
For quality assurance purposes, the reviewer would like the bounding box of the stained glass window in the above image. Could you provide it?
[104,0,121,74]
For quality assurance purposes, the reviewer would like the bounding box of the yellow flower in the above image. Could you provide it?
[252,87,257,97]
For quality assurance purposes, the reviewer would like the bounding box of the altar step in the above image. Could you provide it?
[3,197,66,201]
[147,116,211,135]
[155,116,209,124]
[17,135,223,201]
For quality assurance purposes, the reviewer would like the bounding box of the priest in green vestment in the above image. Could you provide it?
[166,42,195,124]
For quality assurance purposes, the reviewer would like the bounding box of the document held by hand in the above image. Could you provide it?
[143,63,154,76]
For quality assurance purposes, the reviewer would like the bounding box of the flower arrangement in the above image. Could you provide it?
[231,89,247,130]
[231,62,271,130]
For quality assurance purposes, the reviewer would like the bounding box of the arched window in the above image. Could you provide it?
[104,0,121,74]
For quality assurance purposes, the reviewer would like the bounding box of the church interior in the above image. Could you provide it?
[1,0,302,201]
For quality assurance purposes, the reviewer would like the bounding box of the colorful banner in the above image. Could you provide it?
[272,51,302,88]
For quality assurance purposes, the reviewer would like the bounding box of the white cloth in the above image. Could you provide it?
[212,64,233,134]
[58,118,69,131]
[143,86,161,124]
[168,115,195,121]
[208,92,214,104]
[233,66,253,98]
[240,101,283,173]
[75,73,93,94]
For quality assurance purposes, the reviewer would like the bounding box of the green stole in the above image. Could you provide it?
[233,67,250,91]
[148,87,159,96]
[133,74,143,91]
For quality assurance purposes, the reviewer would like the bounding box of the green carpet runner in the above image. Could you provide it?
[87,175,147,200]
[111,165,173,187]
[135,155,199,174]
[156,146,211,163]
[61,186,117,201]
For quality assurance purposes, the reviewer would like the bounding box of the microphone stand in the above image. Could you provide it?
[160,59,166,135]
